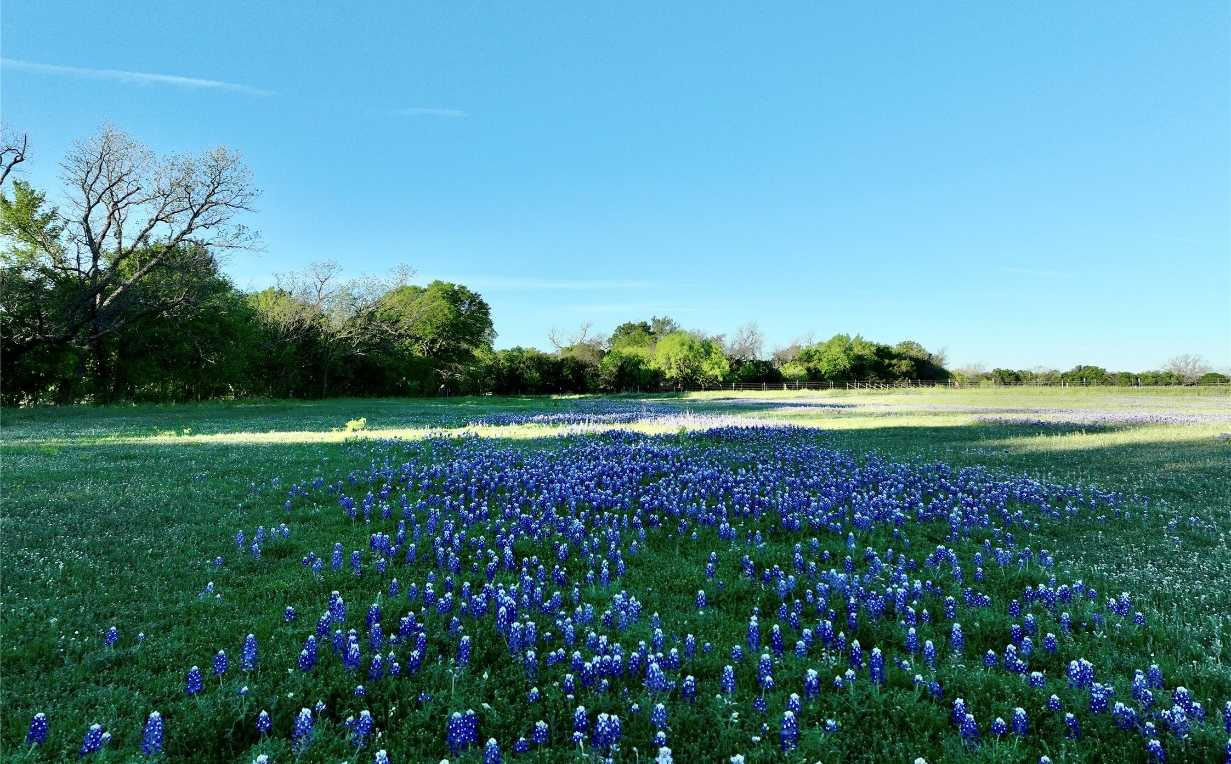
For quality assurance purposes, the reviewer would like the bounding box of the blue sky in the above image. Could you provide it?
[3,2,1228,370]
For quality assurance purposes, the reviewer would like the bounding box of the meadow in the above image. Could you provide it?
[2,387,1229,762]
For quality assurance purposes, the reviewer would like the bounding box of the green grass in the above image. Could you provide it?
[2,390,1228,761]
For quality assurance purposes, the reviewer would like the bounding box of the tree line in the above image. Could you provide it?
[0,127,1220,405]
[956,359,1227,387]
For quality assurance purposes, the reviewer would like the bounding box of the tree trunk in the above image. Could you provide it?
[90,332,112,404]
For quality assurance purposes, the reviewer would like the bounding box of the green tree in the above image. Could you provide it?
[378,280,495,391]
[652,331,729,388]
[609,321,655,349]
[599,346,658,391]
[0,128,256,401]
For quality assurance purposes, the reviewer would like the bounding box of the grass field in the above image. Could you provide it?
[2,388,1229,762]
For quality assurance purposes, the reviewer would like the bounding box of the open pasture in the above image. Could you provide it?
[2,387,1229,762]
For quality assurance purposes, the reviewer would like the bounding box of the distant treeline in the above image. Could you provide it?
[958,365,1228,387]
[0,127,1221,405]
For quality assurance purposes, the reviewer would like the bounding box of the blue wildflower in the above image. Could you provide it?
[141,711,163,756]
[26,713,47,746]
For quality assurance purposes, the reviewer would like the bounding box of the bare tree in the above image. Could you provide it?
[1165,353,1211,384]
[930,346,949,370]
[725,322,764,362]
[1,125,258,396]
[548,321,596,351]
[269,260,417,395]
[549,321,606,365]
[0,127,28,185]
[954,362,987,382]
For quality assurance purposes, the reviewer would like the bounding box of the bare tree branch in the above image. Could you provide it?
[1,126,259,367]
[0,128,28,186]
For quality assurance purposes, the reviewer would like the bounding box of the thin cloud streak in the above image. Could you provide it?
[561,303,699,314]
[1,57,273,96]
[395,107,468,118]
[999,266,1066,278]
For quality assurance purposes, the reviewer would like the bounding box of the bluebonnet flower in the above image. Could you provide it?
[804,668,820,698]
[869,647,884,684]
[950,623,964,654]
[959,713,979,743]
[141,711,163,756]
[284,606,296,622]
[1047,694,1062,712]
[780,710,799,752]
[105,626,119,648]
[533,720,549,745]
[1148,664,1164,689]
[1163,707,1189,738]
[990,717,1007,738]
[952,698,968,725]
[448,713,470,752]
[1012,707,1028,737]
[651,703,668,730]
[594,713,621,750]
[80,723,106,756]
[722,665,736,695]
[242,634,258,671]
[682,674,697,703]
[645,660,671,693]
[787,692,802,714]
[1146,738,1165,762]
[257,710,271,736]
[353,709,373,748]
[213,649,228,677]
[185,665,203,695]
[1090,683,1113,714]
[26,713,47,746]
[292,707,314,753]
[757,653,773,688]
[374,751,390,764]
[1065,713,1081,739]
[1113,702,1137,730]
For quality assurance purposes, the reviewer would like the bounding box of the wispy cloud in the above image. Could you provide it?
[1,57,273,96]
[395,107,468,118]
[561,303,699,314]
[999,265,1066,278]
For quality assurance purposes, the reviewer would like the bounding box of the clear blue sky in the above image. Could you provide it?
[3,2,1228,370]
